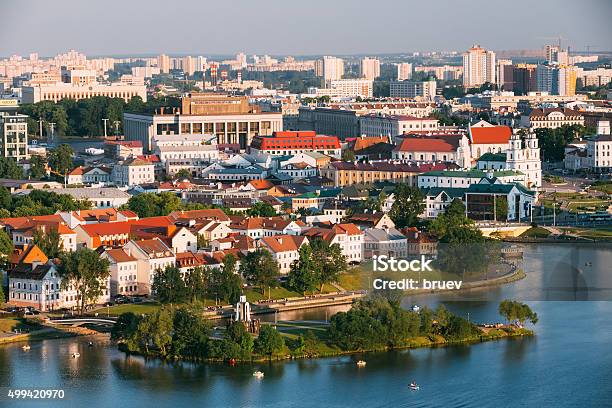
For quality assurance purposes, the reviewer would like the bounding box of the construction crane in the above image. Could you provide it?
[538,35,568,49]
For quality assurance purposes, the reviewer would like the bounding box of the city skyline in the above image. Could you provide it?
[1,0,611,57]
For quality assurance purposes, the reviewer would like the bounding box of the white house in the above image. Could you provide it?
[124,238,176,295]
[101,248,139,297]
[363,228,408,258]
[259,235,309,274]
[112,157,155,187]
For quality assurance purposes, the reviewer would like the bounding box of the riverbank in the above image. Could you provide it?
[116,323,534,364]
[0,317,102,345]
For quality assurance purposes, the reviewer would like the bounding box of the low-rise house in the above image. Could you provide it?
[175,251,208,276]
[417,169,527,189]
[277,162,318,179]
[421,187,465,219]
[259,235,309,274]
[393,133,471,167]
[113,157,155,187]
[522,108,584,130]
[346,212,395,230]
[58,208,138,229]
[124,238,176,294]
[402,227,438,256]
[33,188,131,208]
[67,166,113,185]
[303,223,364,264]
[101,248,139,297]
[363,227,408,258]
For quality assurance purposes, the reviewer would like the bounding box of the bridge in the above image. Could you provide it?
[49,317,118,327]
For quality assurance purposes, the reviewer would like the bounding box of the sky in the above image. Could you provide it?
[1,0,611,57]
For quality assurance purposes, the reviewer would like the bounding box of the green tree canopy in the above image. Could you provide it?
[389,184,425,228]
[255,325,285,358]
[48,144,74,175]
[239,249,279,298]
[58,248,111,315]
[152,265,187,304]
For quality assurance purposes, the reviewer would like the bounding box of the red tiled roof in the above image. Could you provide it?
[261,235,307,253]
[470,126,512,144]
[395,135,460,153]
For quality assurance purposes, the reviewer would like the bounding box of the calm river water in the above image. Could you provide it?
[1,244,611,407]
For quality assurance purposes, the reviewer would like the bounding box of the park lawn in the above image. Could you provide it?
[569,226,612,239]
[590,183,612,194]
[94,302,162,316]
[244,286,303,303]
[0,317,40,333]
[519,227,551,238]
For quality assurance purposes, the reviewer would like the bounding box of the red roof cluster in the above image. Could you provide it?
[469,126,512,144]
[251,131,340,151]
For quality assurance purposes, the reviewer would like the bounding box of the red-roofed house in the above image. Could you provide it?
[124,238,176,294]
[393,133,471,167]
[302,223,364,263]
[468,120,512,158]
[101,248,139,296]
[260,235,309,273]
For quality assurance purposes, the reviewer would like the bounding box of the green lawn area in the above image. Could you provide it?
[590,182,612,194]
[245,286,303,303]
[92,302,163,316]
[566,226,612,239]
[519,227,551,238]
[0,317,40,333]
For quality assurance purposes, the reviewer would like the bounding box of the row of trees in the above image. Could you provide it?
[0,188,91,218]
[112,306,286,361]
[0,144,73,181]
[19,96,180,137]
[534,124,595,162]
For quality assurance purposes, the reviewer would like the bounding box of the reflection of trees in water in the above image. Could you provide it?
[0,346,11,385]
[503,336,534,364]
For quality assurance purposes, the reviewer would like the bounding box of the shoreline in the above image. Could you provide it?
[117,327,534,364]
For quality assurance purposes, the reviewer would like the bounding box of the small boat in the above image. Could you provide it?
[356,360,367,367]
[409,382,420,390]
[88,342,94,347]
[22,345,31,351]
[71,352,80,358]
[252,371,264,378]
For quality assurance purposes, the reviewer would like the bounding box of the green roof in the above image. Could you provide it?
[421,187,466,198]
[420,169,524,178]
[466,182,535,196]
[477,153,507,162]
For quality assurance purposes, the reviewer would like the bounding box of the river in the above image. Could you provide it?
[1,244,611,407]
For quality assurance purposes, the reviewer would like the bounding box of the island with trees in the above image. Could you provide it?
[110,297,537,363]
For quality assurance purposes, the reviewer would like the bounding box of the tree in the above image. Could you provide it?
[32,228,62,258]
[48,144,74,176]
[288,245,319,295]
[311,238,346,291]
[495,196,508,221]
[111,312,140,341]
[57,248,111,315]
[226,321,254,360]
[174,168,191,180]
[255,325,285,358]
[246,202,277,217]
[144,307,174,356]
[184,266,207,303]
[29,155,47,179]
[0,283,4,305]
[240,249,279,298]
[342,149,355,162]
[0,186,11,209]
[499,300,538,326]
[389,184,425,228]
[171,307,210,358]
[208,254,242,305]
[429,199,483,243]
[152,265,187,304]
[126,192,182,218]
[0,157,24,179]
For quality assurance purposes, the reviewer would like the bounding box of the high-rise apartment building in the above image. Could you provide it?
[536,64,577,96]
[396,63,413,80]
[158,54,170,74]
[546,45,569,65]
[462,45,496,87]
[360,57,380,80]
[0,112,29,161]
[183,56,195,77]
[320,56,344,82]
[496,59,512,88]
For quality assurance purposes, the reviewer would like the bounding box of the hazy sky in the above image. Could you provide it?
[1,0,611,57]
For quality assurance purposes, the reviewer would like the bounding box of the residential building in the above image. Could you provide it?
[585,121,612,172]
[112,157,155,186]
[463,45,496,87]
[104,140,143,160]
[0,112,28,160]
[390,79,437,99]
[522,108,584,129]
[363,227,408,258]
[303,223,364,264]
[101,248,139,297]
[66,166,112,185]
[360,57,380,80]
[38,188,131,208]
[320,161,452,187]
[22,82,146,103]
[359,114,439,137]
[464,179,536,222]
[260,235,308,274]
[320,56,344,82]
[124,238,176,294]
[396,62,412,80]
[417,169,527,189]
[319,79,373,98]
